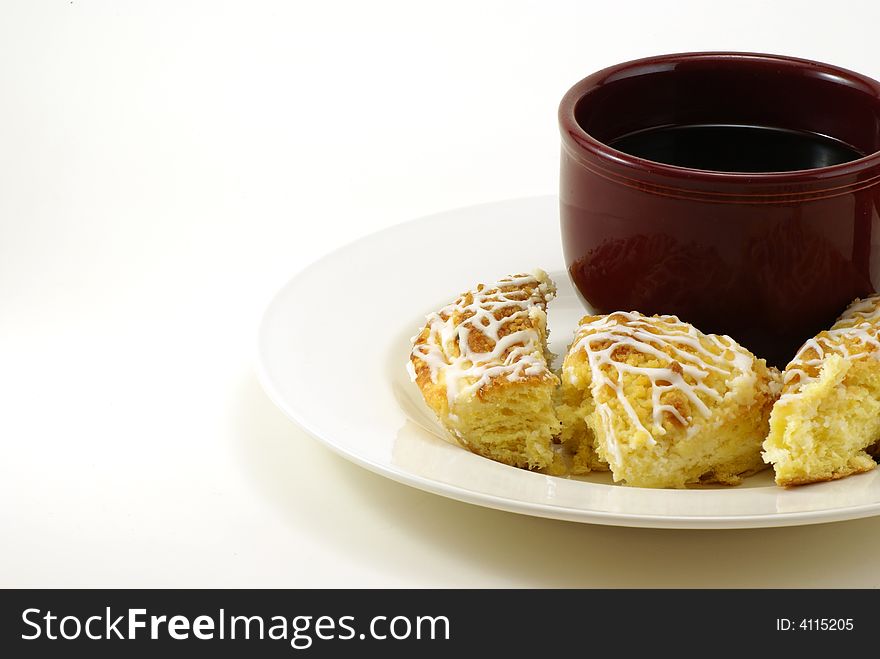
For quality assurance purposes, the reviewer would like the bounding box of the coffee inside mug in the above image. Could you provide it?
[573,57,880,174]
[607,124,862,173]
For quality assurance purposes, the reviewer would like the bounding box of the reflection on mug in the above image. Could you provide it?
[567,218,878,367]
[745,216,874,358]
[568,233,739,328]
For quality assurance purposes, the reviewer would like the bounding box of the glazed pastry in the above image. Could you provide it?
[763,296,880,486]
[408,270,560,470]
[558,311,779,488]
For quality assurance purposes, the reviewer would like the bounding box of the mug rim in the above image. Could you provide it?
[559,51,880,187]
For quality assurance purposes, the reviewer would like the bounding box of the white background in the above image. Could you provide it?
[3,0,880,587]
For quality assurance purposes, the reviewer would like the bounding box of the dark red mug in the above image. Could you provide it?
[559,52,880,367]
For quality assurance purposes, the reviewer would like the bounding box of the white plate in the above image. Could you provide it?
[257,195,880,529]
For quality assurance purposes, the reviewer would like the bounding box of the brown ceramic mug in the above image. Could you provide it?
[559,52,880,367]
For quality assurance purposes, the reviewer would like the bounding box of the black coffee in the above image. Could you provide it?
[607,124,864,173]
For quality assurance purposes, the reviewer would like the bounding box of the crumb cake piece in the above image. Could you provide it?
[763,296,880,486]
[558,311,779,488]
[408,270,561,469]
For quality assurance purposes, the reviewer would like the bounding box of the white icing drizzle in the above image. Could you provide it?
[565,311,757,463]
[782,295,880,395]
[410,271,555,407]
